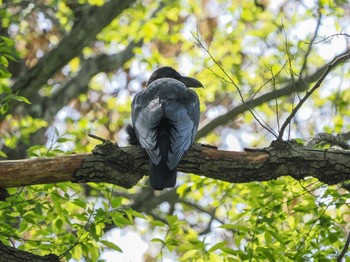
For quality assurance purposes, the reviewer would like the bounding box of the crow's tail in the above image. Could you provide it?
[150,161,176,190]
[149,123,177,190]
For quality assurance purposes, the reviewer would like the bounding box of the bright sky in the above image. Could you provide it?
[100,230,148,262]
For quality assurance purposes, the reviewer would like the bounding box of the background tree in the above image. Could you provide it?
[0,0,350,261]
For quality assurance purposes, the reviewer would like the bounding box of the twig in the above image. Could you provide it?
[278,51,350,140]
[337,231,350,262]
[88,133,107,143]
[59,210,95,259]
[291,203,331,257]
[269,66,280,133]
[341,131,350,141]
[303,33,350,45]
[192,33,278,138]
[299,12,323,76]
[305,132,350,149]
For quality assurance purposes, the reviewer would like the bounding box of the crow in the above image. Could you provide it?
[127,67,202,190]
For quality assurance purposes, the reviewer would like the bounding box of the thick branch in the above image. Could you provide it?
[0,242,59,262]
[41,41,141,121]
[0,141,349,189]
[11,0,135,99]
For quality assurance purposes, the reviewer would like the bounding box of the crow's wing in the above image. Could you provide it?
[185,89,200,142]
[164,89,200,170]
[164,101,193,170]
[132,93,162,165]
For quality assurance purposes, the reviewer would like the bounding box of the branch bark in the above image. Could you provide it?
[0,242,59,262]
[0,141,349,189]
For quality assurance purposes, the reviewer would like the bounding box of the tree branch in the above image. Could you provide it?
[196,49,350,139]
[0,242,59,262]
[10,0,136,102]
[306,132,350,149]
[0,141,350,189]
[299,11,322,76]
[40,41,141,121]
[278,51,350,139]
[337,230,350,262]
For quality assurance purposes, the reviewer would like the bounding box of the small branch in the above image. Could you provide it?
[305,132,350,149]
[88,133,108,143]
[341,131,350,141]
[303,33,350,45]
[278,51,350,140]
[337,230,350,262]
[292,203,331,256]
[196,48,350,140]
[299,12,323,76]
[192,33,278,138]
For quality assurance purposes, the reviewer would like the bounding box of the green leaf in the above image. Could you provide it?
[257,247,276,262]
[0,68,11,78]
[189,238,205,249]
[72,245,83,260]
[208,241,227,252]
[0,84,11,94]
[13,95,31,104]
[73,198,87,208]
[151,238,165,244]
[0,150,7,158]
[51,191,63,214]
[111,213,131,227]
[0,104,8,114]
[125,208,146,219]
[181,249,198,261]
[2,53,17,62]
[219,224,236,230]
[266,229,285,244]
[56,137,71,143]
[101,240,123,252]
[221,247,238,256]
[54,218,63,232]
[150,220,165,227]
[209,252,224,262]
[111,196,123,208]
[0,56,8,67]
[23,215,36,224]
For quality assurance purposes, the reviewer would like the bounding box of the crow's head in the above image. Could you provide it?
[147,67,203,88]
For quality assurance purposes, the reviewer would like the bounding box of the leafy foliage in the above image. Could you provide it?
[0,0,350,261]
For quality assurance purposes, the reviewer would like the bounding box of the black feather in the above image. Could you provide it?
[149,121,176,190]
[126,124,139,145]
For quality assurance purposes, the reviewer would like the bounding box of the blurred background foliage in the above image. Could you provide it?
[0,0,350,261]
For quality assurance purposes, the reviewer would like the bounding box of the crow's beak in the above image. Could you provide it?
[180,76,204,88]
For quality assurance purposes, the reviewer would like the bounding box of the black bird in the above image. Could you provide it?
[127,67,203,190]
